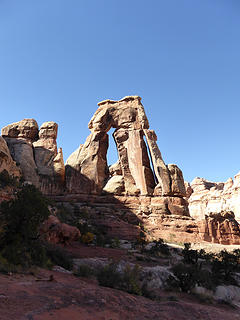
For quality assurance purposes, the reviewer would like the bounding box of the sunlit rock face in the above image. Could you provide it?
[1,119,65,193]
[2,119,40,186]
[188,173,240,222]
[198,211,240,245]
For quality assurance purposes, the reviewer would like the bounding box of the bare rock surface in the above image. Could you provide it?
[3,136,40,186]
[0,136,21,178]
[1,119,65,193]
[1,118,39,141]
[103,175,125,194]
[188,173,240,222]
[40,215,80,244]
[198,211,240,245]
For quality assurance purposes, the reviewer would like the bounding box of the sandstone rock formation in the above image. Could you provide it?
[40,215,80,244]
[198,211,240,245]
[2,119,40,186]
[1,119,65,193]
[33,121,65,185]
[188,173,240,222]
[0,136,21,178]
[66,96,186,200]
[2,97,239,245]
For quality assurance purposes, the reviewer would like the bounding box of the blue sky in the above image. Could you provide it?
[0,0,239,183]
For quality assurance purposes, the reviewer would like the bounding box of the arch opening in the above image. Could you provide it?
[106,128,119,168]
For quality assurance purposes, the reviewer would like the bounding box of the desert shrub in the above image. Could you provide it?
[0,184,50,268]
[148,239,170,257]
[74,265,95,278]
[81,232,94,244]
[182,243,199,264]
[97,262,142,296]
[169,263,199,292]
[95,234,107,247]
[211,250,240,285]
[110,237,120,249]
[97,262,122,288]
[45,243,73,270]
[0,170,18,188]
[137,224,147,249]
[169,262,214,292]
[121,264,142,295]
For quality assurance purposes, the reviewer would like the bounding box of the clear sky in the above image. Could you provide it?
[0,0,239,183]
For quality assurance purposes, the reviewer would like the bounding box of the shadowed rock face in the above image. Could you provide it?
[66,96,186,198]
[0,136,21,178]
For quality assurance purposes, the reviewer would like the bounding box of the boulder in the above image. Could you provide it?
[103,175,125,195]
[41,215,80,244]
[1,118,39,141]
[109,160,122,176]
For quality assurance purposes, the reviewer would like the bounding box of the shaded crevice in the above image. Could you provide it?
[143,134,158,185]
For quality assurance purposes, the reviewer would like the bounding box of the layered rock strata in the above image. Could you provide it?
[198,211,240,245]
[188,174,240,222]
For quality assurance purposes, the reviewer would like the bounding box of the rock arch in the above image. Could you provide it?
[66,96,185,197]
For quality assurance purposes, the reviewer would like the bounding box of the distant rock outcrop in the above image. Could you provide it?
[198,211,240,245]
[187,173,240,222]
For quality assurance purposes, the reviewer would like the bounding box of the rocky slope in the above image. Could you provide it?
[1,242,240,320]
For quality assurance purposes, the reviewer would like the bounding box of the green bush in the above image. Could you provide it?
[110,238,120,249]
[169,262,214,292]
[211,250,240,285]
[0,170,18,188]
[121,264,142,295]
[45,243,73,270]
[97,262,142,296]
[0,184,50,268]
[182,243,199,264]
[74,265,95,278]
[97,262,122,288]
[148,239,170,257]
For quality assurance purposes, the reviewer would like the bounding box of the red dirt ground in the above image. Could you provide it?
[0,243,240,320]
